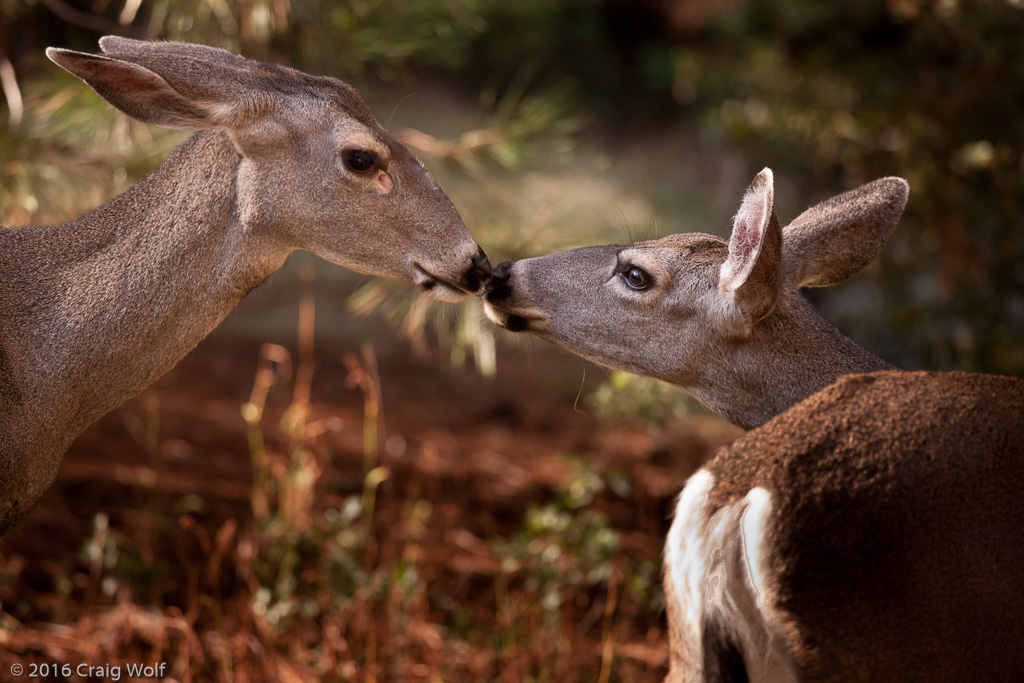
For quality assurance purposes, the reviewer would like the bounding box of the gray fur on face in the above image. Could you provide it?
[485,170,907,429]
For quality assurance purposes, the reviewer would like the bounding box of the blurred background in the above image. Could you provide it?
[1,1,1021,681]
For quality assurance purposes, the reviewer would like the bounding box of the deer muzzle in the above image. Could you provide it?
[483,260,541,332]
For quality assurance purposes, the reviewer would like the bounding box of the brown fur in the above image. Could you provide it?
[483,168,1023,680]
[693,370,1024,682]
[0,38,490,535]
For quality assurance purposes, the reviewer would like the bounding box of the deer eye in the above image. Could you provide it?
[344,149,377,173]
[620,265,651,291]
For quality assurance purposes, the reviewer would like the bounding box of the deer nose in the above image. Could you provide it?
[485,261,514,301]
[463,247,492,293]
[472,248,492,279]
[491,261,512,285]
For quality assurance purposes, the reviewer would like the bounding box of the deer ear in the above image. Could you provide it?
[98,35,239,66]
[47,48,226,130]
[46,39,261,131]
[718,168,782,332]
[782,177,909,288]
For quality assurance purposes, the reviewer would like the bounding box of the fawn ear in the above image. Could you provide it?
[782,177,909,288]
[718,168,782,333]
[47,38,263,130]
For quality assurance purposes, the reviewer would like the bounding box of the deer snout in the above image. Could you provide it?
[484,261,514,301]
[413,245,491,301]
[463,247,493,294]
[482,261,537,332]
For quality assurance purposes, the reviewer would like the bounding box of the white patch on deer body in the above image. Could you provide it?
[737,487,798,683]
[741,487,772,606]
[666,473,798,682]
[666,470,715,650]
[667,471,755,672]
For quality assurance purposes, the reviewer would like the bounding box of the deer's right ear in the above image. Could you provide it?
[46,48,233,130]
[717,168,782,334]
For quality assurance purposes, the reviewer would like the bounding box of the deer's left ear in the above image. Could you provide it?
[47,49,218,130]
[782,176,909,289]
[717,168,782,334]
[47,37,268,131]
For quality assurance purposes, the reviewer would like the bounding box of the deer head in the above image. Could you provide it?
[47,37,490,300]
[484,169,909,427]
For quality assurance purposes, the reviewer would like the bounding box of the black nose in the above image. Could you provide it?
[491,261,512,286]
[485,261,514,301]
[464,248,492,293]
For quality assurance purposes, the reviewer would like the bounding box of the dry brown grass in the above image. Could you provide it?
[0,272,737,682]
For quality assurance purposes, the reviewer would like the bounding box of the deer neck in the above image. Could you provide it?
[689,292,894,430]
[1,130,291,454]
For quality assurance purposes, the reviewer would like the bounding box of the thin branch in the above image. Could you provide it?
[0,55,22,129]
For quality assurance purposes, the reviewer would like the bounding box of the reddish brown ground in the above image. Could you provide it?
[0,285,737,682]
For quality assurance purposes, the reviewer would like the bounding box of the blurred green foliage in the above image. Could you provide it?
[1,0,1021,379]
[492,456,663,647]
[589,371,707,429]
[669,0,1024,374]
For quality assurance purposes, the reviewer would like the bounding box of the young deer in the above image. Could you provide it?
[485,170,1024,680]
[484,168,905,430]
[0,37,490,535]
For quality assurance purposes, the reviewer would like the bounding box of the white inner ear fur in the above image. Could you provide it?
[708,171,774,335]
[719,169,773,295]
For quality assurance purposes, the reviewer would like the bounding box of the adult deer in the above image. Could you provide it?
[484,170,1024,680]
[0,37,491,535]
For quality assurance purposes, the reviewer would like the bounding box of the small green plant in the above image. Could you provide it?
[589,371,707,430]
[488,456,664,678]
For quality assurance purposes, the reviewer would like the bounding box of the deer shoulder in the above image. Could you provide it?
[665,370,1024,683]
